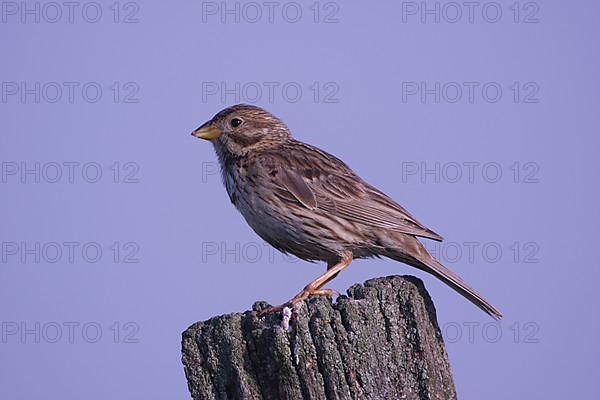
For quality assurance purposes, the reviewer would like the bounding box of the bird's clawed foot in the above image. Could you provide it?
[258,287,340,317]
[309,288,339,297]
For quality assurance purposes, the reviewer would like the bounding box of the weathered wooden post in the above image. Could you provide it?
[182,275,457,400]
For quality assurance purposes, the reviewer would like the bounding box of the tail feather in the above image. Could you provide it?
[384,241,503,320]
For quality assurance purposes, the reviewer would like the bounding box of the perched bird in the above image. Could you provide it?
[192,104,502,319]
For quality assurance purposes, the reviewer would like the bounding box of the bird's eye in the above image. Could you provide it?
[230,118,243,128]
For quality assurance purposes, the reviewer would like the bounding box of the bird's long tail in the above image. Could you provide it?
[383,238,503,320]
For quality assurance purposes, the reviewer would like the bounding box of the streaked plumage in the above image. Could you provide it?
[192,104,502,319]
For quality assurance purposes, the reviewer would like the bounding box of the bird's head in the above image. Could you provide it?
[192,104,292,156]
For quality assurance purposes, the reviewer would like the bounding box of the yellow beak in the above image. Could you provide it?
[192,122,222,140]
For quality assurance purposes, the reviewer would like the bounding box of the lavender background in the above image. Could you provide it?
[1,1,599,399]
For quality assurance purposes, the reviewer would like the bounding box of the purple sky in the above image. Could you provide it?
[1,1,599,399]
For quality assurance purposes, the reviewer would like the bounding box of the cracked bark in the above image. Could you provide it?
[181,275,457,400]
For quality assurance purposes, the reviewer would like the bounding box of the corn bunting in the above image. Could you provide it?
[192,104,502,319]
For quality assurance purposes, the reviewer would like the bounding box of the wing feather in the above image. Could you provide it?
[258,143,443,241]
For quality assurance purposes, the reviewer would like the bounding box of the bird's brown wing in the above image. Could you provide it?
[263,143,443,241]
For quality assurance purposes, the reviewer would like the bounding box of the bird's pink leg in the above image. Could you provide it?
[260,252,353,316]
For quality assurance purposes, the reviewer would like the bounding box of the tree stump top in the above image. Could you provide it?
[182,275,457,400]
